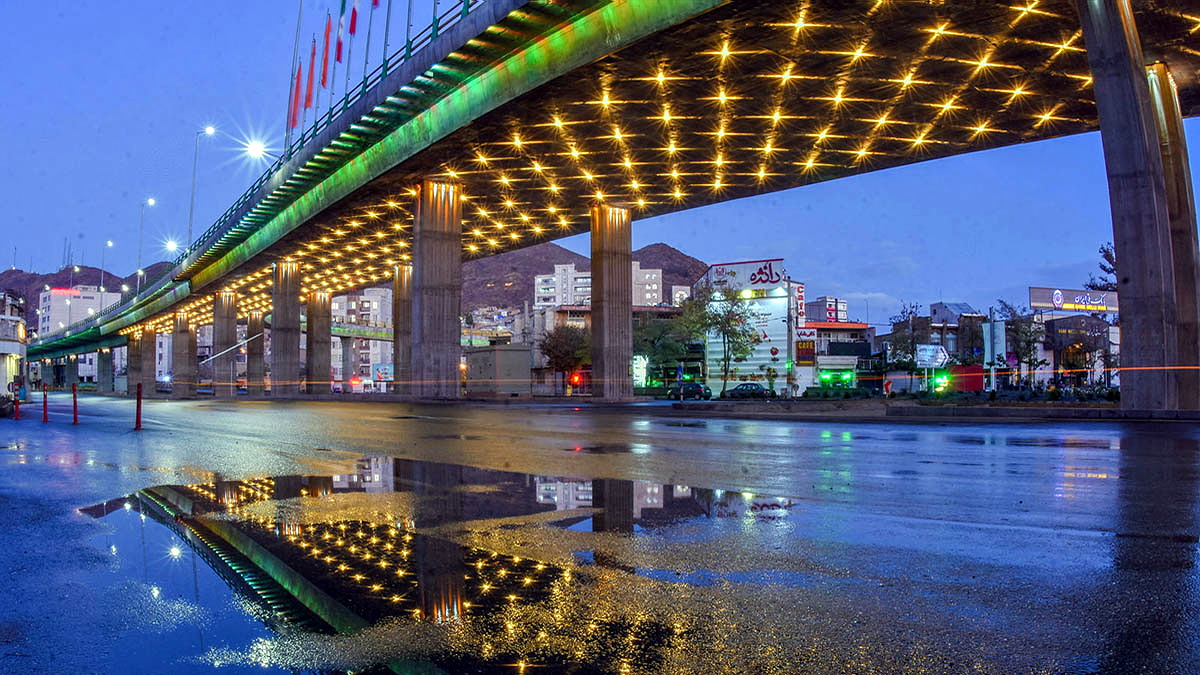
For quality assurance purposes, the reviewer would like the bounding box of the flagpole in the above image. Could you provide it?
[363,2,376,84]
[284,0,305,156]
[344,3,356,100]
[382,0,394,74]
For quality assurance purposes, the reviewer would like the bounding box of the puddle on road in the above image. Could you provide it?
[79,456,1002,673]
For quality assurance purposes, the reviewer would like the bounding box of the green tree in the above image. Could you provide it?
[633,312,690,379]
[678,286,759,396]
[886,301,923,373]
[996,300,1048,389]
[1084,242,1118,292]
[538,325,590,393]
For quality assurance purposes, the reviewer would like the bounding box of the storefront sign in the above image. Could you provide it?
[703,259,788,290]
[1029,287,1119,313]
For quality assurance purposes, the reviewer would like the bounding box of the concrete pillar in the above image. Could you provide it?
[272,262,302,396]
[171,313,197,399]
[1147,62,1200,409]
[127,334,142,395]
[64,356,79,388]
[140,328,157,396]
[246,311,265,396]
[411,180,462,398]
[96,350,113,394]
[1077,0,1178,410]
[213,291,238,398]
[590,204,633,401]
[304,290,332,394]
[392,264,413,395]
[340,336,357,392]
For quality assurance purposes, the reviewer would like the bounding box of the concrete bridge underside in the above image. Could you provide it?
[27,0,1200,407]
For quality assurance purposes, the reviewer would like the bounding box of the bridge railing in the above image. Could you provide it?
[32,0,486,351]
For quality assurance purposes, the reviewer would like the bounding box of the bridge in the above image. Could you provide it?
[24,0,1200,409]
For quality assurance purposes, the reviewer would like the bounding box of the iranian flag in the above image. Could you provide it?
[349,0,359,35]
[321,12,331,86]
[336,0,346,62]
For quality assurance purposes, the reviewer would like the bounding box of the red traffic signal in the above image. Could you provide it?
[569,373,582,385]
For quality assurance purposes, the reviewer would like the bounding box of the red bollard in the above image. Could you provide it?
[42,385,48,423]
[12,395,19,421]
[72,383,79,425]
[134,382,143,431]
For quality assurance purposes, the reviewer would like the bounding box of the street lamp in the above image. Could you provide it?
[165,240,178,253]
[99,239,113,297]
[187,126,216,249]
[244,140,280,161]
[136,198,155,295]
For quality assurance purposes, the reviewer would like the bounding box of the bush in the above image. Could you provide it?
[988,390,997,401]
[1048,388,1062,401]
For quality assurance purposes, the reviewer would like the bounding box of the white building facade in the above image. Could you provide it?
[533,262,665,309]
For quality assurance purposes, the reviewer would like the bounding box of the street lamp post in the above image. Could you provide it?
[187,126,216,250]
[136,198,155,295]
[99,239,113,303]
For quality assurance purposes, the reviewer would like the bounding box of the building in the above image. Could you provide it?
[464,344,531,396]
[533,262,666,309]
[331,287,393,384]
[35,285,128,384]
[0,290,27,396]
[875,302,987,366]
[694,259,812,396]
[805,296,848,323]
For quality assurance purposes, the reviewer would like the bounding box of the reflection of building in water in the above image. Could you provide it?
[537,477,669,518]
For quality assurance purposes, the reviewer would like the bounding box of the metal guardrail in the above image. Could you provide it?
[33,0,484,349]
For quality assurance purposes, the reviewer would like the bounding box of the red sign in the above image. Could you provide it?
[50,288,81,296]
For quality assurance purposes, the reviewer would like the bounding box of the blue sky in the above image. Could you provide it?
[4,1,1198,327]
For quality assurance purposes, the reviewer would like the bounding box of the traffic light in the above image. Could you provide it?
[570,372,582,386]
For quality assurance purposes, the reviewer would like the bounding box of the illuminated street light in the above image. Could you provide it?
[165,240,178,253]
[244,140,278,160]
[187,125,217,248]
[136,198,155,295]
[99,239,113,295]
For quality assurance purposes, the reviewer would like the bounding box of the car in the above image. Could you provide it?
[665,382,712,400]
[722,382,776,399]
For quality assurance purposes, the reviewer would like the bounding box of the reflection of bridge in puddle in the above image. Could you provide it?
[84,457,808,672]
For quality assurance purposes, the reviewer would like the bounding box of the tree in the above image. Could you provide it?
[538,325,590,393]
[996,300,1048,389]
[678,285,759,396]
[886,301,923,373]
[632,312,690,379]
[1084,242,1118,292]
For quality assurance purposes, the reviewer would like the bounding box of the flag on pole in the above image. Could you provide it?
[336,0,347,62]
[372,0,379,7]
[305,38,316,108]
[349,0,359,35]
[321,13,331,86]
[290,63,303,128]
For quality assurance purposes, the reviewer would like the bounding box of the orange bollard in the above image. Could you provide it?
[72,383,79,425]
[134,382,143,431]
[42,385,48,423]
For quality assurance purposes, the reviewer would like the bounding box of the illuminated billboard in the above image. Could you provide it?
[1029,287,1119,313]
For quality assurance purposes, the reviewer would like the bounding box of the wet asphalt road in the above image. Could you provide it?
[1,393,1198,673]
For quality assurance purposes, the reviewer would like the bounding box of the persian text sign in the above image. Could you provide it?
[1029,287,1119,313]
[703,259,787,290]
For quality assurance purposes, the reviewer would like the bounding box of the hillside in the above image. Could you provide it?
[461,241,707,311]
[0,261,172,324]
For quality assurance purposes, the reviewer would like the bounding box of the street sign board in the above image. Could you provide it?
[1029,287,1119,313]
[915,344,949,369]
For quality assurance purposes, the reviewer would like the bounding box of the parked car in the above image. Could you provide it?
[665,382,712,400]
[722,382,776,399]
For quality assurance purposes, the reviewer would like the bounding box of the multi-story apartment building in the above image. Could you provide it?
[533,262,665,309]
[330,287,393,383]
[36,285,129,382]
[805,296,848,323]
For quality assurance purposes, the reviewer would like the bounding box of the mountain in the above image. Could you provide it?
[0,261,172,324]
[462,243,588,311]
[461,241,707,311]
[633,242,708,291]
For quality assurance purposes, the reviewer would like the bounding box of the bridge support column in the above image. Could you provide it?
[1148,62,1200,409]
[140,327,157,396]
[590,204,633,401]
[126,335,142,395]
[340,336,357,392]
[1077,0,1179,410]
[411,180,461,399]
[213,291,238,399]
[305,290,331,395]
[64,355,79,388]
[246,311,265,396]
[172,313,197,399]
[96,349,113,394]
[272,262,302,396]
[392,264,412,395]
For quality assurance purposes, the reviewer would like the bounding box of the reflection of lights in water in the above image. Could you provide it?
[150,586,160,599]
[124,502,132,510]
[110,545,117,556]
[168,545,182,559]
